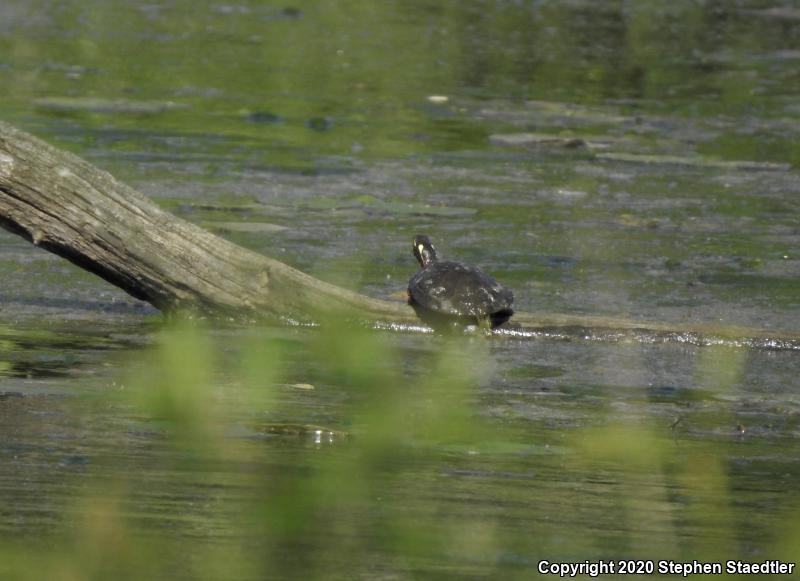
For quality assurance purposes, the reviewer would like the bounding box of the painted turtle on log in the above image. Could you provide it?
[407,235,514,330]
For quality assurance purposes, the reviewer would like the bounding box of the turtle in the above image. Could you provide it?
[407,235,514,331]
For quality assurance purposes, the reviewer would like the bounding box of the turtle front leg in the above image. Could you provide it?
[477,315,493,336]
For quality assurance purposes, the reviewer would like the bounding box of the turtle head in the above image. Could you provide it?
[412,235,437,267]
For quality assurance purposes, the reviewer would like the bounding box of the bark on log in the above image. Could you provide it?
[0,120,410,324]
[0,120,797,350]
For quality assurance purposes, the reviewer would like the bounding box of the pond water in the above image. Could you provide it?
[1,1,800,579]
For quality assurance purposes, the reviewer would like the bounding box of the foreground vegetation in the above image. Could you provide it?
[1,319,798,580]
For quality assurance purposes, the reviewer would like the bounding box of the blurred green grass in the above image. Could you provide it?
[1,319,798,580]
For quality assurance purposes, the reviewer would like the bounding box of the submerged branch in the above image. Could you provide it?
[0,120,797,350]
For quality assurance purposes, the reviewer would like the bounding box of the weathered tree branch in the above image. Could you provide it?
[0,120,797,349]
[0,120,412,324]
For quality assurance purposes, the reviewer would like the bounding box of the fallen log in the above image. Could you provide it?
[0,120,411,325]
[0,120,797,349]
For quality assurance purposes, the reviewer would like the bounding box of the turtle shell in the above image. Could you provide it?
[408,260,514,325]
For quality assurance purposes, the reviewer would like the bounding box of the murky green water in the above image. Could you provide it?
[1,1,800,579]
